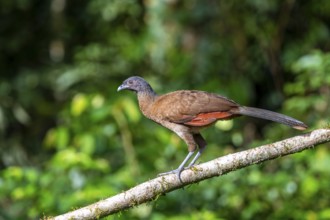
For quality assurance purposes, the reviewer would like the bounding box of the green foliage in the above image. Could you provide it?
[0,0,329,219]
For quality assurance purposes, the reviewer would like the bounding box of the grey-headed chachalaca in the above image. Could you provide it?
[118,76,307,181]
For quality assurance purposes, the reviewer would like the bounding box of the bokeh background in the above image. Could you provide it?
[1,0,330,219]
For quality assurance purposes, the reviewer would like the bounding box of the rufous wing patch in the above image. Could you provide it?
[183,112,233,126]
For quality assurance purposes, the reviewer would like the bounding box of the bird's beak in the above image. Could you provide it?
[117,84,127,92]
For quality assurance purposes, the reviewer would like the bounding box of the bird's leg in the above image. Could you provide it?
[187,147,205,168]
[158,151,195,181]
[158,131,198,182]
[187,133,207,168]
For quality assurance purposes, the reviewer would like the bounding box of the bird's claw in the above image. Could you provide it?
[158,167,185,183]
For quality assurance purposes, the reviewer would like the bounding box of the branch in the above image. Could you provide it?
[51,128,330,220]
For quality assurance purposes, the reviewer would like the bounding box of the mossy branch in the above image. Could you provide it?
[51,128,330,220]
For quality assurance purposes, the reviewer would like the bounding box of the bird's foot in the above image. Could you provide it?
[158,167,185,182]
[186,160,202,169]
[158,167,184,176]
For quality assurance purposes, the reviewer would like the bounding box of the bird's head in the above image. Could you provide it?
[117,76,154,94]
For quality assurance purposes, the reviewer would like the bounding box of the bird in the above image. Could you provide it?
[117,76,307,181]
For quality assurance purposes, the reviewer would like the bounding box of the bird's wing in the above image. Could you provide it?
[151,90,240,126]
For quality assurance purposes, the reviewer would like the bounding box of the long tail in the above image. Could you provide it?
[232,106,308,130]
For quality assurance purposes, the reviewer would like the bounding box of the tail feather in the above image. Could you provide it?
[233,106,307,130]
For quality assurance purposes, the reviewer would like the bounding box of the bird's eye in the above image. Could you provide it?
[128,80,133,84]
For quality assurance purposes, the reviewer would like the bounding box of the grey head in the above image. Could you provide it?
[117,76,155,94]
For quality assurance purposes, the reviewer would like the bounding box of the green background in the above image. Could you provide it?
[0,0,330,219]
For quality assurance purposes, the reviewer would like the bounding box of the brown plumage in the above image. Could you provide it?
[118,76,307,181]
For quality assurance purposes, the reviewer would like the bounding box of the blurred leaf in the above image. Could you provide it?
[76,133,95,154]
[71,93,88,117]
[56,126,70,150]
[301,176,319,198]
[119,98,141,123]
[292,52,323,73]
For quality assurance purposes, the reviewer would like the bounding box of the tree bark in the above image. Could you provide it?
[51,128,330,220]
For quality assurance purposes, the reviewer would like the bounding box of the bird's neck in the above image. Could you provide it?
[137,90,157,117]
